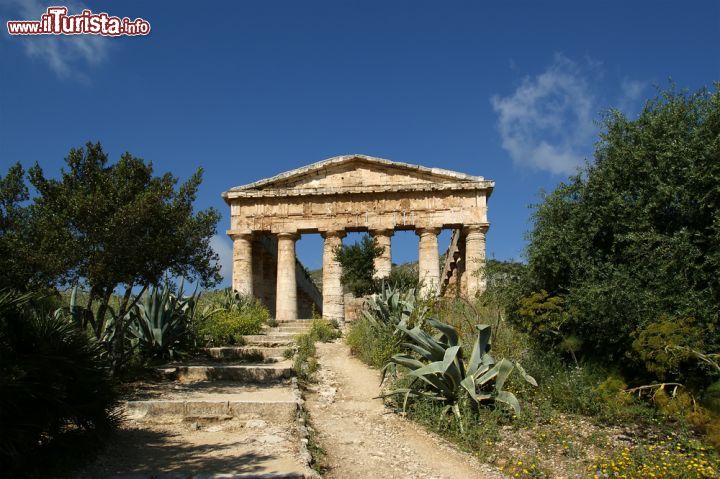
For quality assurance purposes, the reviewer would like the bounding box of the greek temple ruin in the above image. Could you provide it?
[222,154,494,323]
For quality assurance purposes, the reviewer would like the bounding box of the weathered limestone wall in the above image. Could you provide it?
[229,188,488,235]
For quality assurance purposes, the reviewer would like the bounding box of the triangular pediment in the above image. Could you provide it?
[226,155,486,194]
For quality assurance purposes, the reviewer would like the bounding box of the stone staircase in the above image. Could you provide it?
[83,320,317,479]
[440,228,465,297]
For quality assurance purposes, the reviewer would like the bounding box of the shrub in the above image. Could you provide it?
[631,316,706,380]
[0,290,118,475]
[346,317,398,369]
[588,436,719,478]
[703,381,720,414]
[292,333,318,383]
[196,300,268,346]
[127,281,204,360]
[347,283,430,369]
[522,85,720,373]
[362,283,429,332]
[380,265,420,292]
[383,319,537,429]
[514,290,568,345]
[308,319,341,342]
[335,235,384,297]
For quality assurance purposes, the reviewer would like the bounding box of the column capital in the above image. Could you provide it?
[369,228,395,237]
[415,227,441,237]
[276,232,300,241]
[320,230,347,239]
[227,230,254,240]
[463,224,489,235]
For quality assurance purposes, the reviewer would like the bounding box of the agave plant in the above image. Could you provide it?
[128,279,201,359]
[383,318,537,428]
[62,285,121,349]
[215,288,255,312]
[362,283,429,333]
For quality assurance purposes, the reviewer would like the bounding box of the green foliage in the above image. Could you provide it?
[362,283,429,332]
[346,316,399,369]
[480,259,529,315]
[293,333,319,383]
[1,142,221,372]
[384,263,421,291]
[0,164,33,292]
[631,316,706,379]
[128,280,206,360]
[288,320,339,383]
[0,290,118,475]
[703,381,720,414]
[196,304,268,346]
[211,288,256,312]
[194,290,269,346]
[308,319,341,342]
[520,84,720,378]
[588,436,719,478]
[27,142,222,290]
[347,283,430,369]
[383,319,537,428]
[335,234,384,297]
[515,290,568,343]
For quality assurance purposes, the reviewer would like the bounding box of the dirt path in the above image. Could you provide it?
[305,341,505,479]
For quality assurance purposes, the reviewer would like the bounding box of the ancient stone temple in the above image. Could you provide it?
[222,155,494,323]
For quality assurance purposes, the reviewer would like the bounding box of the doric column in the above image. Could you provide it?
[322,230,346,324]
[465,225,488,298]
[275,232,299,321]
[231,233,253,296]
[370,229,394,280]
[416,227,441,297]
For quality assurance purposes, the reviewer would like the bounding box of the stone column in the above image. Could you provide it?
[322,230,346,324]
[231,233,253,296]
[275,232,299,321]
[465,225,488,298]
[371,229,393,279]
[417,227,441,297]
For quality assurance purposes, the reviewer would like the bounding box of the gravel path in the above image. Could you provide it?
[305,341,506,479]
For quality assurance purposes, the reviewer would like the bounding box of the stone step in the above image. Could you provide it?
[204,346,287,362]
[243,335,295,347]
[125,385,298,424]
[156,362,293,383]
[126,399,296,423]
[109,473,311,478]
[266,326,312,334]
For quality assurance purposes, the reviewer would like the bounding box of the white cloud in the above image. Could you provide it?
[491,55,650,175]
[491,54,598,175]
[210,234,233,285]
[618,78,647,113]
[1,0,110,78]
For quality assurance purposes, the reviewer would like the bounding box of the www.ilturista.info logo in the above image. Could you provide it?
[7,6,150,36]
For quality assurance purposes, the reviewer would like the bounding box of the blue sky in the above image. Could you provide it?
[1,0,718,287]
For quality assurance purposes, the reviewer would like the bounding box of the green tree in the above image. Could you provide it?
[0,163,33,291]
[522,84,720,373]
[21,142,221,367]
[335,234,384,297]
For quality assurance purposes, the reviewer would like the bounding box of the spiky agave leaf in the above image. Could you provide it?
[383,317,538,424]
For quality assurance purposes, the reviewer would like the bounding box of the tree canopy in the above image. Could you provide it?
[26,142,221,293]
[336,235,383,297]
[520,84,720,375]
[1,142,222,367]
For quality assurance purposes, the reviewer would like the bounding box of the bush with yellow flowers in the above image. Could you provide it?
[587,436,719,479]
[498,456,546,478]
